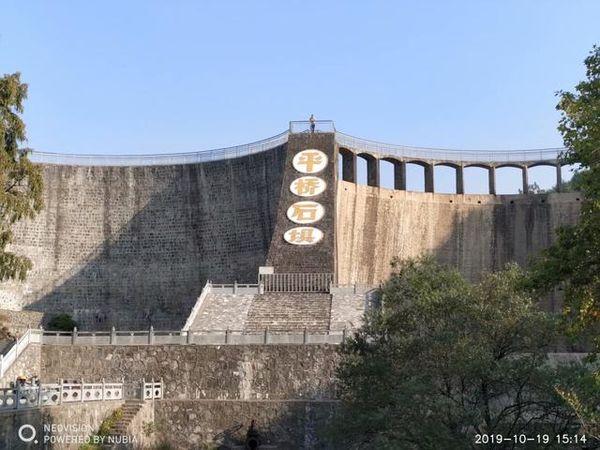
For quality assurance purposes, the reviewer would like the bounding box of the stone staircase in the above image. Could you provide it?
[245,293,332,332]
[109,400,144,438]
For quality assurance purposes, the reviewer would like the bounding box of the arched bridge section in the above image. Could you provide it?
[336,132,566,194]
[333,132,580,289]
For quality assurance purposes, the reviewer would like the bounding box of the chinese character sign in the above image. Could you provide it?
[285,148,328,246]
[287,201,325,224]
[290,176,327,197]
[292,149,328,174]
[283,227,324,245]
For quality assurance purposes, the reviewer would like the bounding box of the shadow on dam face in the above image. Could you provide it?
[13,146,286,330]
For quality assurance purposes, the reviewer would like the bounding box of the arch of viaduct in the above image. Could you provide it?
[336,132,565,195]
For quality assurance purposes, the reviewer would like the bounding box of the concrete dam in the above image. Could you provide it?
[0,120,581,329]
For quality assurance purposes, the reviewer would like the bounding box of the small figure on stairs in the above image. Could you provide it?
[245,419,261,449]
[309,114,316,133]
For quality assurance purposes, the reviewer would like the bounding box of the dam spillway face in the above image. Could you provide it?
[1,121,580,330]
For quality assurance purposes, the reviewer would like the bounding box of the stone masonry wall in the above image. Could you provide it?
[37,344,340,448]
[0,310,43,336]
[0,146,286,330]
[0,344,41,388]
[40,345,339,401]
[154,399,337,449]
[337,182,581,292]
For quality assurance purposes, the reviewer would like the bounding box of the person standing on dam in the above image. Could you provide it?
[309,114,316,133]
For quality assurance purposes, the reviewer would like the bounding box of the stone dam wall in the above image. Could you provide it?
[336,181,582,289]
[39,344,339,448]
[0,141,583,331]
[0,146,286,330]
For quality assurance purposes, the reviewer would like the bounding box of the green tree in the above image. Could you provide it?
[528,45,600,441]
[0,72,43,281]
[329,258,597,449]
[530,46,600,346]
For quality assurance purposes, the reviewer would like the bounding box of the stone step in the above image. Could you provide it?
[109,402,145,437]
[245,293,332,332]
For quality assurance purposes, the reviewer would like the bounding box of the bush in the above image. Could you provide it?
[47,313,77,331]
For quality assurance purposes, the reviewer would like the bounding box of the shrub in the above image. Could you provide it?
[47,313,78,331]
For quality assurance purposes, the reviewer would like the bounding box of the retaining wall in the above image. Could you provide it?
[38,344,339,448]
[40,344,339,401]
[154,399,337,449]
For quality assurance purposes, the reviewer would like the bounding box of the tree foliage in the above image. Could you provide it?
[0,72,43,281]
[47,313,78,332]
[526,45,600,441]
[330,258,598,449]
[529,46,600,347]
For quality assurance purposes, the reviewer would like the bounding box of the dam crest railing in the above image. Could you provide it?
[24,121,565,166]
[27,131,289,166]
[335,132,564,164]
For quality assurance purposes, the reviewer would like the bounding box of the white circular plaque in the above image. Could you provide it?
[289,176,327,197]
[284,227,324,245]
[286,201,325,224]
[292,149,328,174]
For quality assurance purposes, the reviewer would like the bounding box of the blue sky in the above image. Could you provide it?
[2,1,599,193]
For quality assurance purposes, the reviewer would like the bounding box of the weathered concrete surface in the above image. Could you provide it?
[40,345,339,401]
[0,147,286,330]
[336,181,581,288]
[0,400,123,450]
[154,399,337,449]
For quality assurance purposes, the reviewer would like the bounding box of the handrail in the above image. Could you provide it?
[26,131,289,167]
[27,328,346,346]
[335,131,564,164]
[0,379,163,411]
[289,120,336,133]
[259,272,334,293]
